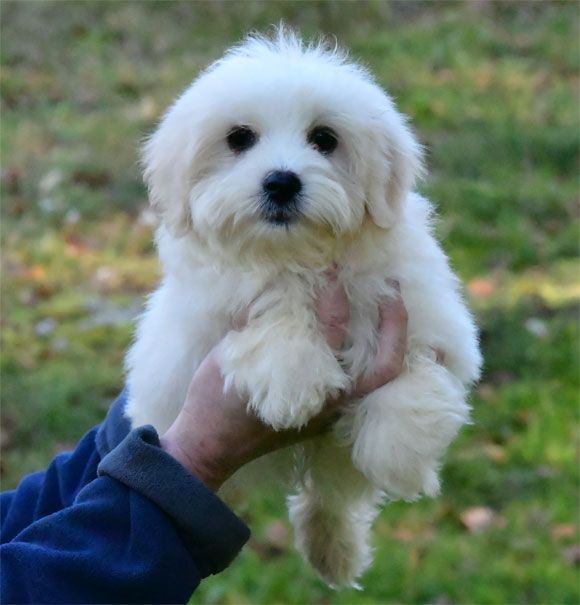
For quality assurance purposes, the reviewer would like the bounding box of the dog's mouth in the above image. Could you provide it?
[259,195,303,227]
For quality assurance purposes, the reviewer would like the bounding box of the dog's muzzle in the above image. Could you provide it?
[260,170,302,225]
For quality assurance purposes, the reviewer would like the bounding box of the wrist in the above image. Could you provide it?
[160,427,227,492]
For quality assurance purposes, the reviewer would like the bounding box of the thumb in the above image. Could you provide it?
[315,268,350,350]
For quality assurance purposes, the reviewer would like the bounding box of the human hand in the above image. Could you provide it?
[160,275,408,491]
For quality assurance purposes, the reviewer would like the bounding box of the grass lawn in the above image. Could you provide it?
[1,2,578,603]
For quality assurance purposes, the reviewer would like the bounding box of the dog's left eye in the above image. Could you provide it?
[227,126,257,153]
[308,126,338,155]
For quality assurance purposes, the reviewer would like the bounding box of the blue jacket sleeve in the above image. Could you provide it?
[1,427,101,543]
[1,426,250,604]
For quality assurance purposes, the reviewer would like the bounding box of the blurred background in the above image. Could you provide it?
[1,1,578,603]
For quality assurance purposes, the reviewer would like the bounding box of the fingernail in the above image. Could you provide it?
[387,278,401,292]
[324,263,339,281]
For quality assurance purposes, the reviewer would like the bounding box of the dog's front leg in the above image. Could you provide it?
[342,351,471,500]
[217,303,348,430]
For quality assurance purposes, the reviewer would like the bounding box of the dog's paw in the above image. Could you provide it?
[344,356,470,500]
[218,327,348,430]
[288,488,374,589]
[356,439,442,501]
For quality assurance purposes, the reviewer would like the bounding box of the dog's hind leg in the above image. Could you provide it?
[288,438,382,588]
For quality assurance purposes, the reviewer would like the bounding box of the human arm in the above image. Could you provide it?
[1,276,408,604]
[1,423,248,604]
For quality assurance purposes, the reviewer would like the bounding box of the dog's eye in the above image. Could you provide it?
[308,126,338,155]
[227,126,257,153]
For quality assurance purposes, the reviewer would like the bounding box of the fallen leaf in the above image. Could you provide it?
[392,528,415,543]
[460,506,495,533]
[24,265,46,280]
[1,167,22,194]
[484,443,506,463]
[551,524,577,540]
[476,383,496,402]
[0,427,12,450]
[64,234,91,255]
[72,169,110,189]
[265,520,289,547]
[249,539,285,561]
[468,278,496,299]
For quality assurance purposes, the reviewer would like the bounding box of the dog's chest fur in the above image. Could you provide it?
[125,193,477,434]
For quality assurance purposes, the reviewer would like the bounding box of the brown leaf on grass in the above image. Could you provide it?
[476,383,496,402]
[1,167,22,194]
[392,526,435,543]
[467,278,496,299]
[249,539,285,561]
[392,527,415,543]
[249,521,291,561]
[23,264,46,280]
[483,443,506,463]
[0,427,12,451]
[551,524,577,540]
[265,520,289,548]
[72,169,110,189]
[64,234,92,256]
[460,506,496,533]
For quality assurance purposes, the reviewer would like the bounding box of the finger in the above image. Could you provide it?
[315,269,350,350]
[231,306,250,331]
[374,292,408,371]
[354,287,408,397]
[184,351,226,406]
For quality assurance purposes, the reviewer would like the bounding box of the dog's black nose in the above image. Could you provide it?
[263,170,302,205]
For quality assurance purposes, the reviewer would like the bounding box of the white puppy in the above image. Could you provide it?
[125,29,482,588]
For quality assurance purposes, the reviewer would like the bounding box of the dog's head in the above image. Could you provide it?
[143,28,423,260]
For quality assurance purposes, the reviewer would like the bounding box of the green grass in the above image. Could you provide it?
[1,2,578,603]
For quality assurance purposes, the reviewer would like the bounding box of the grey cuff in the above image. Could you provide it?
[97,425,250,577]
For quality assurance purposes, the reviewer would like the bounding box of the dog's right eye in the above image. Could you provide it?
[227,126,257,153]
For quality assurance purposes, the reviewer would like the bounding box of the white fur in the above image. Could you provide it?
[125,29,482,588]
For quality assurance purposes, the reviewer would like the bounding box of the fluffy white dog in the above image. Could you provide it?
[125,29,482,587]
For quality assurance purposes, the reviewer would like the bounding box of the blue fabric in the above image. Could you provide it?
[1,392,251,604]
[95,388,132,457]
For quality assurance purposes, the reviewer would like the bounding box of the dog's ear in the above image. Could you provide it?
[141,110,195,236]
[366,103,424,229]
